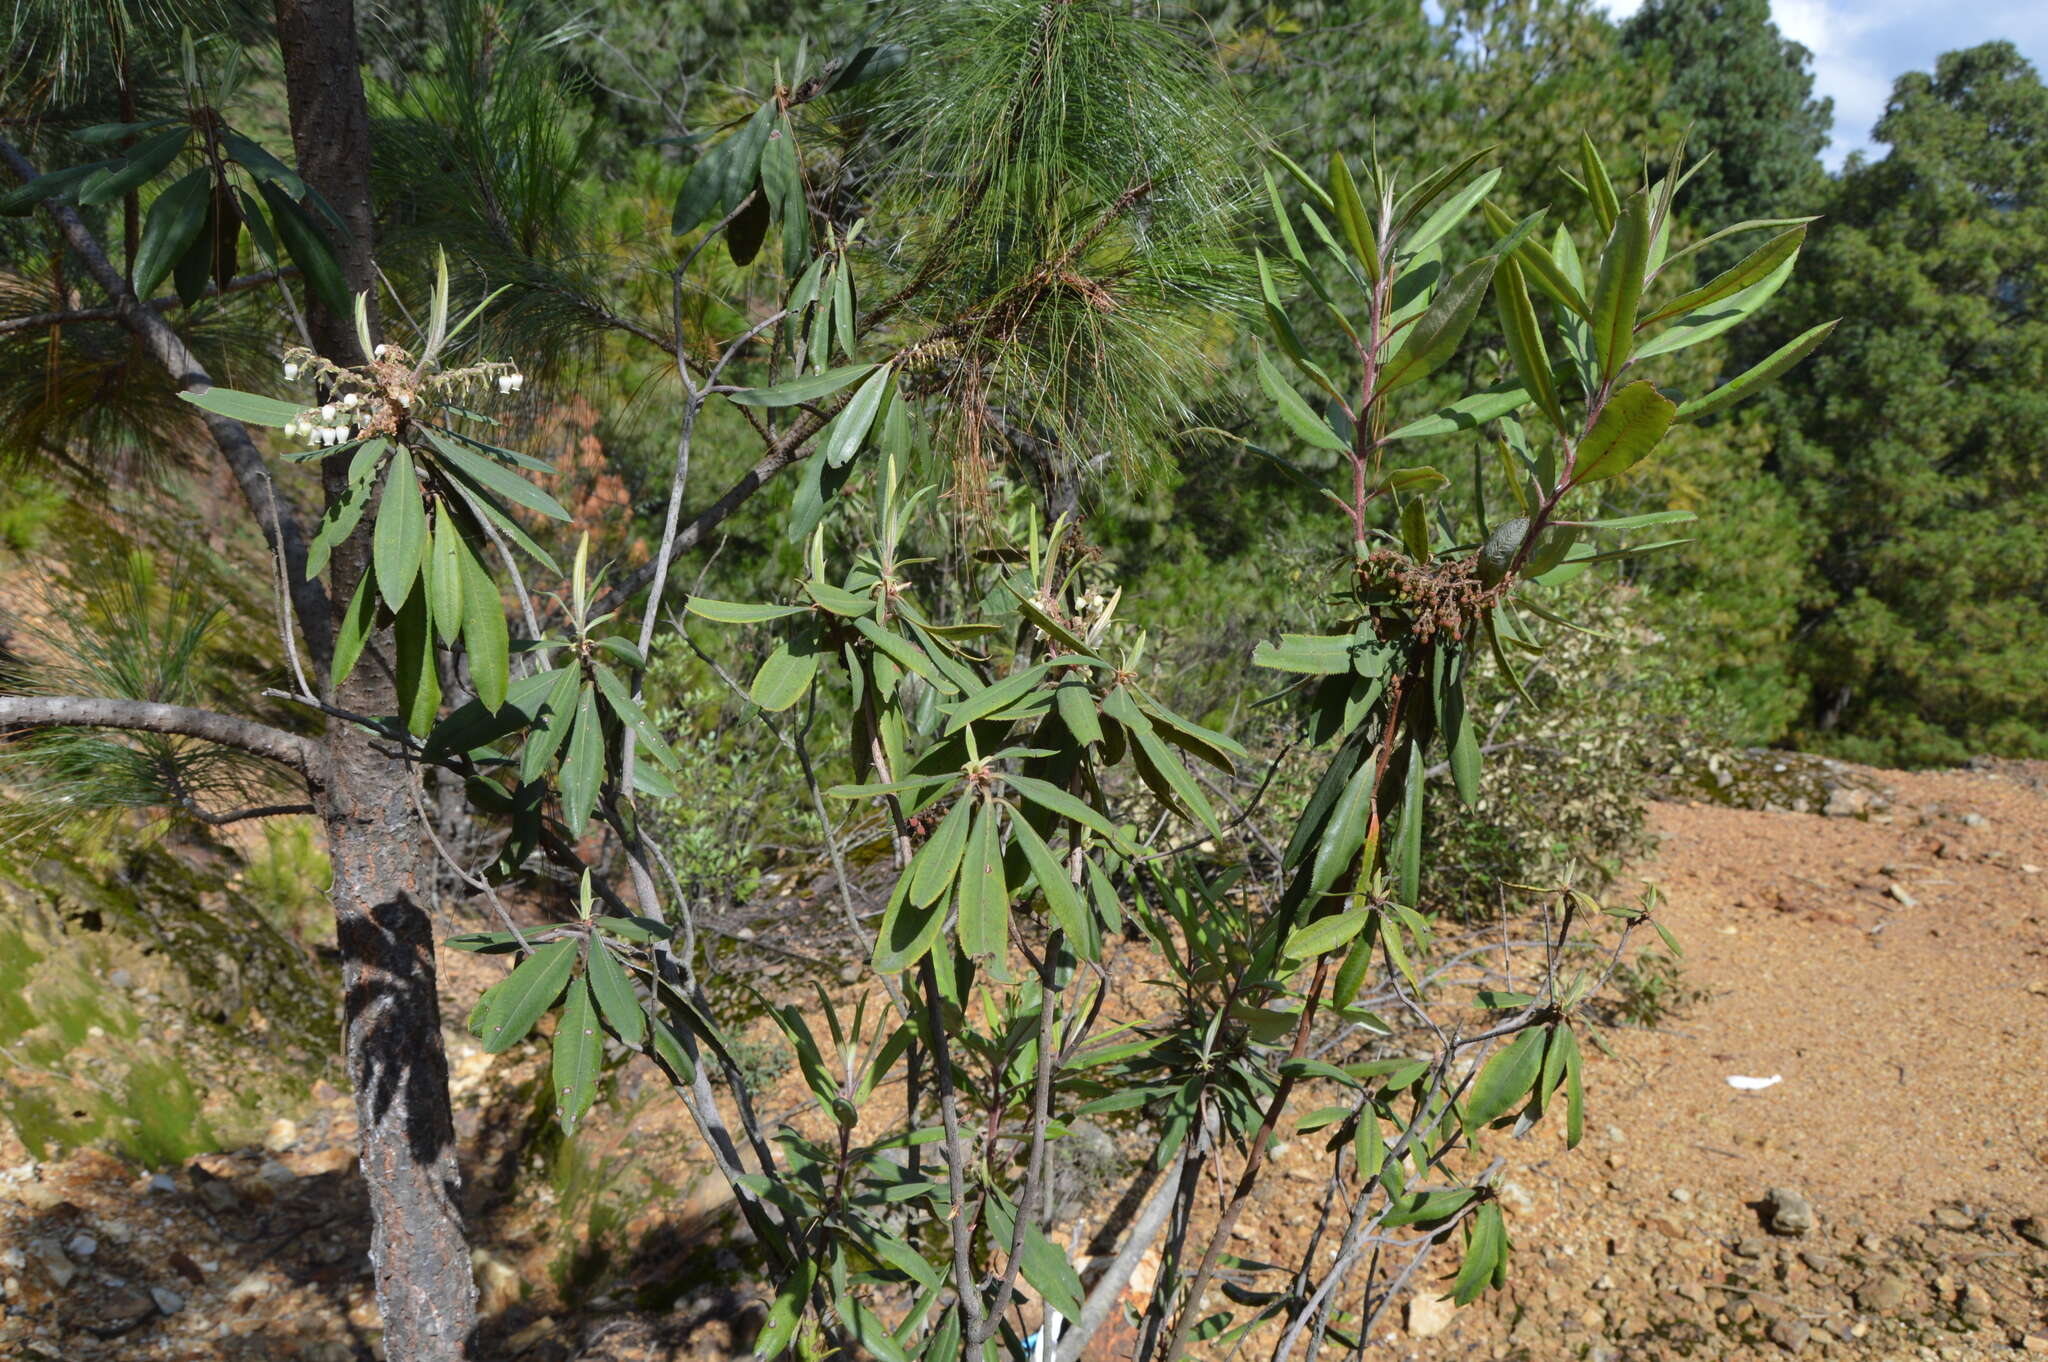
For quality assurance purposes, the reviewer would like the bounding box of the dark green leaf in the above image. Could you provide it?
[1464,1026,1546,1131]
[256,178,349,314]
[475,939,577,1053]
[373,446,427,612]
[1588,191,1650,383]
[1571,380,1676,485]
[559,685,603,836]
[132,168,211,300]
[76,127,190,207]
[586,940,646,1048]
[551,975,602,1135]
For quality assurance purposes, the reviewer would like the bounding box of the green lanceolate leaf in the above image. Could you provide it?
[1571,380,1676,485]
[872,872,946,975]
[458,526,509,711]
[728,362,877,408]
[852,616,956,694]
[393,583,441,737]
[592,661,680,770]
[307,440,385,577]
[1284,907,1373,961]
[1464,1025,1547,1131]
[516,666,584,784]
[1257,348,1348,452]
[423,427,571,521]
[373,446,427,613]
[559,685,603,837]
[475,938,577,1052]
[331,564,378,690]
[1309,757,1376,898]
[1395,741,1424,905]
[685,596,807,624]
[1055,681,1103,747]
[1450,1202,1507,1305]
[822,363,893,467]
[1383,383,1530,442]
[255,178,349,315]
[133,168,212,301]
[1105,688,1222,835]
[1328,152,1379,283]
[909,795,974,908]
[955,800,1009,963]
[1009,809,1090,952]
[1588,191,1651,384]
[77,127,189,207]
[429,513,464,647]
[941,662,1050,734]
[1578,134,1620,234]
[1379,256,1497,394]
[585,939,647,1048]
[1634,252,1795,360]
[1675,319,1836,424]
[1492,257,1563,435]
[1003,773,1129,849]
[176,385,304,428]
[1642,225,1806,327]
[752,629,822,711]
[551,975,602,1135]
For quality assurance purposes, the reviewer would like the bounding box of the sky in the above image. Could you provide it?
[1591,0,2048,170]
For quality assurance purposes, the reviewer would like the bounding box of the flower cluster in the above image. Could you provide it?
[273,344,525,449]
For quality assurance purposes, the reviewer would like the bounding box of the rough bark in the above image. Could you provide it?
[273,2,479,1355]
[0,696,323,774]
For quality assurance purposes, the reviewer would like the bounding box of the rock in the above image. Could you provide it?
[145,1171,177,1194]
[1856,1274,1910,1313]
[1734,1237,1769,1258]
[1799,1250,1839,1275]
[1960,812,1986,827]
[1407,1290,1457,1337]
[1670,1187,1693,1204]
[1931,1205,1974,1231]
[1769,1318,1811,1353]
[1887,883,1919,907]
[473,1250,521,1316]
[150,1286,184,1315]
[263,1118,300,1152]
[1498,1179,1534,1214]
[29,1241,76,1289]
[2016,1214,2048,1249]
[72,1283,157,1339]
[64,1233,97,1258]
[1765,1186,1815,1237]
[2022,1333,2048,1354]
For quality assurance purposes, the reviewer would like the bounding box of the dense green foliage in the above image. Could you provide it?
[1619,0,1833,235]
[1752,42,2048,762]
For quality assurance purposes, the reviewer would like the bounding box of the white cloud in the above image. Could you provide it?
[1589,0,2048,170]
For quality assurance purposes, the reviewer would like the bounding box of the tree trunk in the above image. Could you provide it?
[273,2,479,1355]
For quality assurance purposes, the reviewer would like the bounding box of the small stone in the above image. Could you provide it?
[1593,1274,1615,1291]
[1799,1250,1839,1275]
[64,1233,96,1258]
[2015,1214,2048,1248]
[1407,1290,1456,1338]
[254,1158,297,1190]
[2021,1333,2048,1354]
[1856,1274,1910,1313]
[1887,883,1918,907]
[150,1286,184,1315]
[29,1242,75,1289]
[1770,1318,1811,1353]
[1765,1186,1815,1237]
[1960,812,1986,827]
[263,1118,299,1152]
[1735,1237,1769,1258]
[1931,1205,1973,1231]
[1670,1186,1693,1204]
[146,1172,176,1194]
[76,1283,157,1338]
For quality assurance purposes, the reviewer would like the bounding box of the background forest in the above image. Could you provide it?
[0,0,2044,1358]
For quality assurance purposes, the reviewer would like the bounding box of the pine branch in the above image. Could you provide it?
[0,269,300,335]
[0,137,333,670]
[0,695,323,777]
